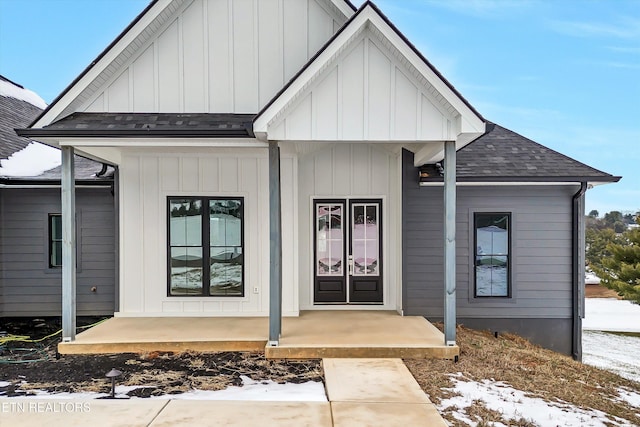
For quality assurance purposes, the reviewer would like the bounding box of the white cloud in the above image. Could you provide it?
[550,17,640,39]
[420,0,537,18]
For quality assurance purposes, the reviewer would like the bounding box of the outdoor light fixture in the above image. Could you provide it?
[105,368,122,398]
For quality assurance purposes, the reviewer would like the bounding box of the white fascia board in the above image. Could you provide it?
[58,137,266,148]
[420,181,582,187]
[32,0,173,128]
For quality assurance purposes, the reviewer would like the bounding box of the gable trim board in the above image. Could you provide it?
[253,1,484,152]
[13,1,621,357]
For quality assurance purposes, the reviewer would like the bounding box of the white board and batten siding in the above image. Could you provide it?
[296,143,401,310]
[81,0,347,115]
[268,29,458,142]
[118,149,298,316]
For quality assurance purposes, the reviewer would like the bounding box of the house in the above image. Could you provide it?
[0,75,116,317]
[16,0,619,360]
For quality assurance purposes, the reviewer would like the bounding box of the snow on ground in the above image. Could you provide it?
[0,78,47,109]
[438,373,633,427]
[0,376,327,402]
[583,331,640,383]
[582,298,640,383]
[0,142,61,177]
[583,298,640,333]
[616,387,640,409]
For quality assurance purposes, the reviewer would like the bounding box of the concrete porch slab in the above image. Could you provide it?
[148,401,332,427]
[266,311,458,359]
[323,358,429,403]
[57,311,458,359]
[58,317,267,354]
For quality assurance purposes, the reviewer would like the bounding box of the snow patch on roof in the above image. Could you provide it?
[0,78,47,109]
[0,142,61,177]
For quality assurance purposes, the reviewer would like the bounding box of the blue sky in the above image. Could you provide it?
[0,0,638,215]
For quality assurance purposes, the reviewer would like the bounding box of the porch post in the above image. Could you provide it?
[268,141,282,345]
[443,140,456,346]
[61,146,77,342]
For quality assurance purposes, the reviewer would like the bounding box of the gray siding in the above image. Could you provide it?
[0,187,115,316]
[402,150,578,354]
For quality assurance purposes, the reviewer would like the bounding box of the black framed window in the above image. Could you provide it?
[474,213,510,297]
[49,214,62,268]
[168,197,244,297]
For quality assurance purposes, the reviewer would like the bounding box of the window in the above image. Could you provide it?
[474,213,510,297]
[49,214,62,268]
[168,197,244,297]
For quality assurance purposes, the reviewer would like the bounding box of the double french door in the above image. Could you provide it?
[313,199,383,304]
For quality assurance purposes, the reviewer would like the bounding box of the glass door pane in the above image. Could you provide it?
[316,203,344,276]
[351,203,379,276]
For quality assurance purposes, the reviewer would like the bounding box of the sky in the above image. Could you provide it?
[0,0,638,215]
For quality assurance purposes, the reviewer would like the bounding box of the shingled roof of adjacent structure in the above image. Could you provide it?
[420,122,620,183]
[0,77,43,160]
[19,113,255,139]
[1,76,112,183]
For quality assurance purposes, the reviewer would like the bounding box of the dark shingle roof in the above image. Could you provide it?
[0,81,43,159]
[420,122,620,183]
[19,113,255,138]
[36,156,115,181]
[1,77,112,183]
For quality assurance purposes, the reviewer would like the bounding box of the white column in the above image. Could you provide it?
[443,140,456,346]
[61,146,77,342]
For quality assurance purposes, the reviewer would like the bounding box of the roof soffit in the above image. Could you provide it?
[254,3,484,140]
[32,0,188,128]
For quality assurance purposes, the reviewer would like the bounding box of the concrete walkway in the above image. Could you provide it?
[0,359,447,426]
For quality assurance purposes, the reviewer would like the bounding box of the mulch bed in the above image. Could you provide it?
[0,317,323,398]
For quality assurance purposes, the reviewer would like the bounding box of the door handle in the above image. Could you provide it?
[348,255,353,275]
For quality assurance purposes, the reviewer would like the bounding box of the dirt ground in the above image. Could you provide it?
[585,284,621,298]
[0,317,322,398]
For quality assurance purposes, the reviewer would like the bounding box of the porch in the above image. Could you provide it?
[58,311,459,359]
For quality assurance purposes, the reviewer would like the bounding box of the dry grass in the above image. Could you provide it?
[405,325,639,426]
[585,284,621,299]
